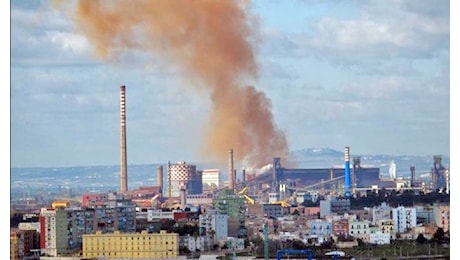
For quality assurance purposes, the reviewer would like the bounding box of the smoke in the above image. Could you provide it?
[64,0,288,167]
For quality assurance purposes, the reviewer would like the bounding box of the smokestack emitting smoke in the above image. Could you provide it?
[229,149,235,192]
[344,147,351,197]
[120,85,128,193]
[66,0,288,168]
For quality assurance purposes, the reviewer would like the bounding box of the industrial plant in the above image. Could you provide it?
[10,85,450,259]
[114,86,450,212]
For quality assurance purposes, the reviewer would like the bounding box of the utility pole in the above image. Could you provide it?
[263,222,269,260]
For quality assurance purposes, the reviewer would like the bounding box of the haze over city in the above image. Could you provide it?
[10,0,451,169]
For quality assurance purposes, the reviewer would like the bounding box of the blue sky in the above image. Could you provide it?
[9,0,452,168]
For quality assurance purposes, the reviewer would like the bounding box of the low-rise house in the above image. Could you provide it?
[369,231,391,245]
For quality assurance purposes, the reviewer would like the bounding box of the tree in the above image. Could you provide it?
[432,227,445,244]
[179,246,191,254]
[416,233,427,244]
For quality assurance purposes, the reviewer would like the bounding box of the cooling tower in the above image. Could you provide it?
[168,161,196,197]
[228,149,235,192]
[344,147,351,197]
[120,85,128,193]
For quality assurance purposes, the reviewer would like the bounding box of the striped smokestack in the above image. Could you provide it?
[344,146,351,197]
[120,85,128,193]
[228,149,234,192]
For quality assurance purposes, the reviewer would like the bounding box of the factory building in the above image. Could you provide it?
[188,170,203,195]
[431,155,448,191]
[270,153,382,193]
[202,169,222,191]
[167,161,196,198]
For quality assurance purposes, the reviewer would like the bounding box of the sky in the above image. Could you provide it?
[9,0,452,168]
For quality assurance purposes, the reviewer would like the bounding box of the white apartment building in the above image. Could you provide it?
[369,231,391,245]
[199,213,228,241]
[372,202,392,225]
[392,206,417,233]
[225,237,245,250]
[181,235,212,252]
[147,209,174,221]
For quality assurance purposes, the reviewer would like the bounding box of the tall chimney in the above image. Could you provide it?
[344,147,351,197]
[120,85,128,193]
[228,149,234,192]
[410,166,415,187]
[445,168,449,194]
[167,161,171,198]
[157,165,163,197]
[242,169,246,183]
[180,182,187,208]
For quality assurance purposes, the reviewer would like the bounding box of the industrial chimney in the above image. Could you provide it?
[120,85,128,193]
[157,165,163,197]
[228,149,235,193]
[410,166,415,187]
[344,147,351,197]
[180,182,187,208]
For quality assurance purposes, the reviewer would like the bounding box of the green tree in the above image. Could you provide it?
[432,227,445,244]
[416,233,427,244]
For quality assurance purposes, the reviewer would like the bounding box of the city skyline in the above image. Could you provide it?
[10,0,451,169]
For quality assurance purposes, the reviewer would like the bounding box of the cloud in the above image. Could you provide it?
[260,0,449,72]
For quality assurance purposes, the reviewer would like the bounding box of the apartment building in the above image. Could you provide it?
[348,220,371,242]
[376,219,396,240]
[371,202,392,225]
[332,218,349,237]
[39,207,69,257]
[308,219,332,237]
[392,206,417,233]
[199,212,228,241]
[434,204,450,232]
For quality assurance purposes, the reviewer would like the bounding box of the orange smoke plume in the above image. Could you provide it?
[67,0,288,167]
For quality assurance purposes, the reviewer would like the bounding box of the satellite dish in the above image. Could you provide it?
[389,160,396,179]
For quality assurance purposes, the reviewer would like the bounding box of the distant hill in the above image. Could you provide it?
[288,147,450,178]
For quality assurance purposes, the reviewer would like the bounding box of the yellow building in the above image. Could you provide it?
[51,201,70,209]
[376,219,395,239]
[82,230,179,259]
